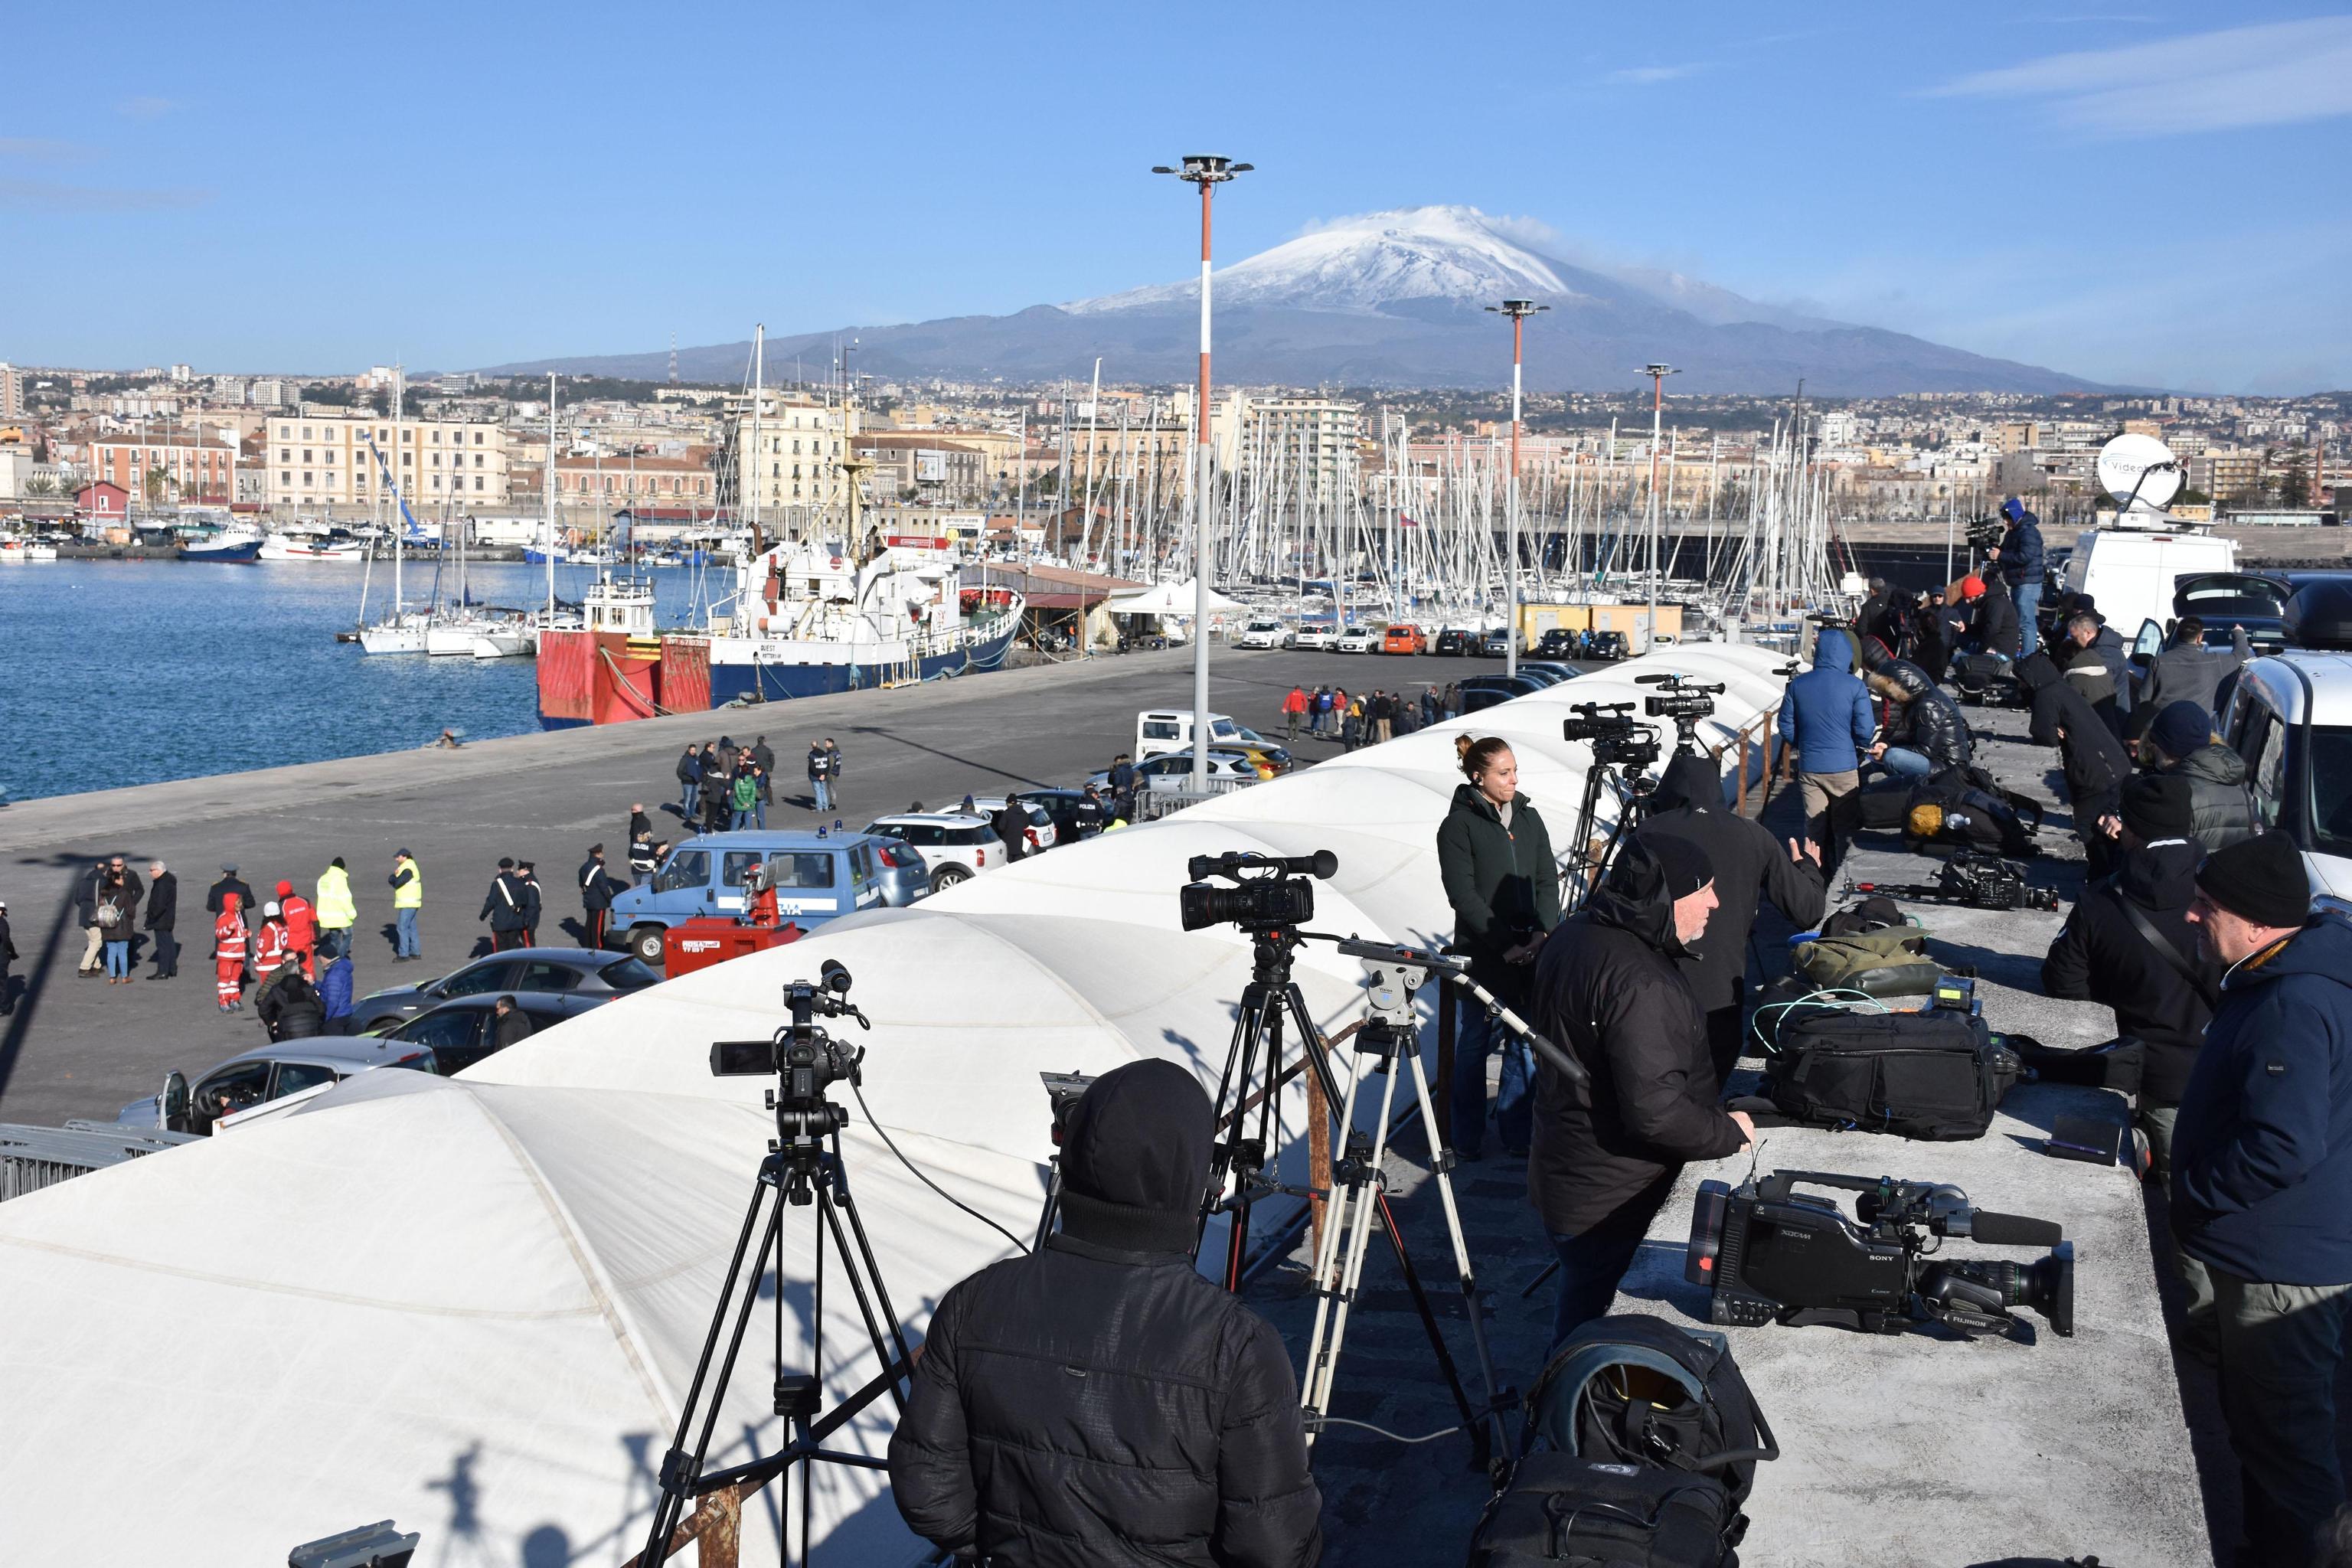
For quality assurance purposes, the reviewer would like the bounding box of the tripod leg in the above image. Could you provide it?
[1306,1049,1403,1430]
[1374,1187,1486,1464]
[1298,1042,1370,1431]
[1201,985,1274,1264]
[1403,1045,1508,1460]
[823,1145,917,1405]
[1228,987,1289,1290]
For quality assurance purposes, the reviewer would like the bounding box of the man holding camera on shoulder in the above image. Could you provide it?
[889,1058,1321,1567]
[1528,835,1755,1347]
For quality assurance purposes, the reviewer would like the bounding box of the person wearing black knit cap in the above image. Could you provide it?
[889,1059,1321,1568]
[1527,835,1755,1347]
[2173,831,2352,1565]
[2042,772,2223,1343]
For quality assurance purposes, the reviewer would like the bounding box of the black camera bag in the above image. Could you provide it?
[1466,1454,1739,1566]
[1762,1006,2017,1139]
[1903,766,2042,857]
[1950,652,2018,706]
[1521,1315,1778,1506]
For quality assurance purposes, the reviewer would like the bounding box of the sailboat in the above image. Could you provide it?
[356,367,435,655]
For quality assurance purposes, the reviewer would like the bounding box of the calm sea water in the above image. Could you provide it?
[0,559,714,802]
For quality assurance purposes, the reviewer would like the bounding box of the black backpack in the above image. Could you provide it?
[1470,1317,1778,1567]
[1756,1005,2019,1140]
[1903,766,2042,858]
[1465,1455,1743,1567]
[1949,652,2020,706]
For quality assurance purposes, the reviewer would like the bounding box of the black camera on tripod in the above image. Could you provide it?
[1965,514,2006,552]
[710,959,871,1103]
[1179,849,1338,932]
[1562,701,1661,769]
[1635,672,1726,753]
[1687,1169,2073,1341]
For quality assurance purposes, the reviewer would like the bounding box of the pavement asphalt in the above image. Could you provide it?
[0,644,1531,1129]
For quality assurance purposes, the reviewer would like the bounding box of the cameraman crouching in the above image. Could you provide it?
[1528,836,1755,1346]
[888,1059,1321,1567]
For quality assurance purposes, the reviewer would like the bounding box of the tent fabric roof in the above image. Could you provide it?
[0,642,1790,1563]
[1102,577,1247,616]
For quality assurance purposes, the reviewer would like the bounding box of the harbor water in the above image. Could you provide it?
[0,558,717,803]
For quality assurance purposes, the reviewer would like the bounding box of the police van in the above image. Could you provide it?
[608,830,889,966]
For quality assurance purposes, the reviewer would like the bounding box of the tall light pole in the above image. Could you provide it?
[1642,362,1677,651]
[1488,299,1547,676]
[1156,155,1251,793]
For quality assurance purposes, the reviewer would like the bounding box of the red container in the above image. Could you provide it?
[662,917,804,977]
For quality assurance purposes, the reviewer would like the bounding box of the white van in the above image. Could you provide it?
[1238,618,1285,649]
[2223,651,2352,904]
[2062,527,2238,648]
[1136,708,1245,760]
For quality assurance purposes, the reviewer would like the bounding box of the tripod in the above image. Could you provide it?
[1299,954,1507,1468]
[635,975,913,1568]
[1199,926,1499,1464]
[1563,757,1651,913]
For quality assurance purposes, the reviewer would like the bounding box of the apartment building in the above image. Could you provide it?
[89,430,239,505]
[263,413,512,508]
[550,452,717,507]
[727,394,854,520]
[0,362,22,420]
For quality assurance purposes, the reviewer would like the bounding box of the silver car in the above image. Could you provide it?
[348,946,659,1034]
[116,1034,438,1136]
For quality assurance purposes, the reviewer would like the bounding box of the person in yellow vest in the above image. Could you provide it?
[388,849,423,962]
[314,857,358,961]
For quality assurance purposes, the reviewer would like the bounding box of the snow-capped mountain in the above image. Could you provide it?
[1066,207,1579,315]
[482,205,2099,395]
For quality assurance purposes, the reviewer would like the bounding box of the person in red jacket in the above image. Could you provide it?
[250,902,292,982]
[214,894,249,1013]
[275,880,318,978]
[1281,684,1308,741]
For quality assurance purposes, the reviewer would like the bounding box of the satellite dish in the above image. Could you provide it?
[2096,433,2182,515]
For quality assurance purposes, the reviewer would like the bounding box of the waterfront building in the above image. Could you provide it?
[263,413,512,509]
[90,430,239,505]
[548,452,717,508]
[724,393,854,525]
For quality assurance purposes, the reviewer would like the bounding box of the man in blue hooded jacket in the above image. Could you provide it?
[2174,831,2350,1565]
[1990,497,2046,658]
[1775,627,1877,873]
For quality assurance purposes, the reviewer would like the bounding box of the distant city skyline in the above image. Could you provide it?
[2,3,2347,392]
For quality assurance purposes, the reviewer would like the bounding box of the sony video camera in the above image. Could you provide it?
[1965,514,2007,553]
[1687,1169,2073,1341]
[709,960,871,1100]
[1852,852,2059,913]
[1635,672,1726,753]
[1179,849,1337,933]
[1562,701,1662,771]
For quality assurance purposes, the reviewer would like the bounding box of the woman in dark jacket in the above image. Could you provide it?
[1436,735,1562,1159]
[99,871,140,983]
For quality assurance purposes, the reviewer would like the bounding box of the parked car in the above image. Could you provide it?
[1381,623,1427,655]
[1508,665,1574,687]
[1237,618,1287,649]
[1589,631,1630,661]
[1212,724,1293,773]
[347,946,660,1034]
[1434,627,1475,657]
[1534,629,1587,659]
[1017,787,1109,841]
[1089,750,1269,792]
[2223,646,2352,904]
[1456,674,1550,703]
[1477,627,1521,658]
[116,1034,437,1136]
[1288,626,1337,651]
[1335,626,1383,654]
[870,838,933,907]
[609,831,893,965]
[1136,707,1250,760]
[2172,570,2295,655]
[861,813,1012,891]
[368,991,614,1073]
[1518,661,1584,685]
[969,795,1060,852]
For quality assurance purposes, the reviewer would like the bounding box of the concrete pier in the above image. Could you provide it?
[0,645,1469,1129]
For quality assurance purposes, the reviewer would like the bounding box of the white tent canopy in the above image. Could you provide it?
[1102,577,1246,617]
[0,644,1791,1563]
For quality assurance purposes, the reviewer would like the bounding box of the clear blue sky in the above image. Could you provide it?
[5,2,2347,392]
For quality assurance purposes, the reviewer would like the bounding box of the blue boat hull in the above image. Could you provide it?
[183,541,262,563]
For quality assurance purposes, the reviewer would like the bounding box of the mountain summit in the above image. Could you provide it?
[482,204,2098,395]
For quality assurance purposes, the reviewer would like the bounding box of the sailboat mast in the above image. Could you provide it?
[545,374,557,616]
[750,324,765,545]
[392,363,404,617]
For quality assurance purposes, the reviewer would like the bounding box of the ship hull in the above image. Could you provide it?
[184,541,263,564]
[536,616,1018,729]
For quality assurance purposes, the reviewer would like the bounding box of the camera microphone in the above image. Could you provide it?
[1966,1210,2065,1248]
[1185,849,1337,881]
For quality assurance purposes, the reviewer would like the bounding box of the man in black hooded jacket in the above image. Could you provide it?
[2020,650,2135,877]
[889,1058,1320,1567]
[2041,772,2220,1346]
[1633,754,1824,1083]
[1529,836,1755,1345]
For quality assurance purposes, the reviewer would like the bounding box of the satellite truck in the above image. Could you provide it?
[2058,432,2237,645]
